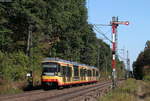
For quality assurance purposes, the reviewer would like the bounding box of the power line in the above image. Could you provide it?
[93,24,112,43]
[118,54,126,61]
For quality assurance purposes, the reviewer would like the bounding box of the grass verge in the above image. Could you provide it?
[99,79,150,101]
[0,81,24,95]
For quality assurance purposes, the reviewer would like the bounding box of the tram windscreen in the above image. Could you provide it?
[42,62,59,75]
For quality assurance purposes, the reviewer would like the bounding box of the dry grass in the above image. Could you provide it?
[99,79,150,101]
[0,81,24,95]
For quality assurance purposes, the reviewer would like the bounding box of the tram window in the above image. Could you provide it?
[61,66,66,76]
[82,69,84,76]
[57,65,60,72]
[96,71,99,76]
[90,70,92,76]
[80,69,81,76]
[80,69,84,77]
[68,66,72,77]
[93,69,95,76]
[42,62,59,73]
[87,70,89,76]
[80,69,82,76]
[43,68,56,73]
[84,69,87,76]
[63,66,71,77]
[60,66,64,76]
[66,66,69,77]
[74,65,79,76]
[69,67,72,77]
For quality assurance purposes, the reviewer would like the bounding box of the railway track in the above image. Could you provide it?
[0,80,124,101]
[37,81,112,101]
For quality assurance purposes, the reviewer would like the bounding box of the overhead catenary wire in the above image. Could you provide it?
[93,24,112,43]
[118,54,127,61]
[93,24,127,63]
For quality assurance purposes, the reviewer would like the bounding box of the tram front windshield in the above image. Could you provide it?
[42,62,59,76]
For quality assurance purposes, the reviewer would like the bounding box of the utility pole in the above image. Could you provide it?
[122,48,126,78]
[126,50,130,77]
[105,55,108,75]
[97,46,100,69]
[127,50,130,71]
[26,20,33,57]
[26,18,34,87]
[118,48,126,77]
[110,16,129,88]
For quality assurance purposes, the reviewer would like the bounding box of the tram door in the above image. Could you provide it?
[62,66,66,82]
[66,66,72,82]
[73,65,79,81]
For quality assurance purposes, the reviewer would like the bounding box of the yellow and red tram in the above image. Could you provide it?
[41,58,100,89]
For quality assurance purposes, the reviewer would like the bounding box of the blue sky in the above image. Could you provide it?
[87,0,150,70]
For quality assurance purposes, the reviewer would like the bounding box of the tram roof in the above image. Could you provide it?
[43,58,97,68]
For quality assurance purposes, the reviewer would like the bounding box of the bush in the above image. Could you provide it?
[144,75,150,81]
[0,51,42,83]
[0,51,43,94]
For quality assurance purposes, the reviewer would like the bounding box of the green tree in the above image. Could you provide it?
[133,40,150,79]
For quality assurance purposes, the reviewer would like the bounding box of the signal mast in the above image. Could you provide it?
[110,16,129,88]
